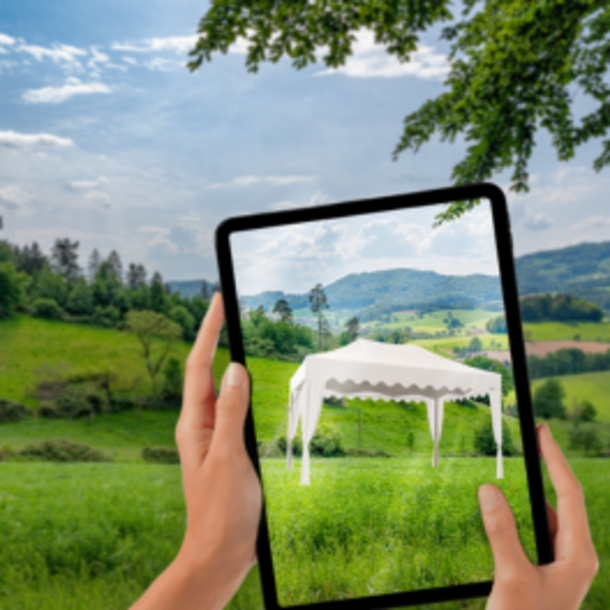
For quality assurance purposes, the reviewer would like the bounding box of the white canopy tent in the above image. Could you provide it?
[286,339,503,485]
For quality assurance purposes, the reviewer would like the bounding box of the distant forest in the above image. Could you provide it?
[0,238,215,341]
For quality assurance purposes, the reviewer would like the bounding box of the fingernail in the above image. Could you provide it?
[226,362,246,387]
[479,485,498,512]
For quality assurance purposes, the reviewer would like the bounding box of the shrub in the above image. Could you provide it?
[0,399,29,423]
[345,448,391,457]
[110,395,138,412]
[569,424,604,456]
[38,401,60,418]
[19,439,111,462]
[310,424,345,457]
[277,434,303,456]
[32,298,63,320]
[473,420,517,456]
[161,357,183,402]
[142,446,180,464]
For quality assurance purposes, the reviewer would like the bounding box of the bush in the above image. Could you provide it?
[142,446,180,464]
[32,298,63,320]
[277,434,303,456]
[473,420,517,456]
[19,439,111,462]
[569,424,604,456]
[38,401,60,418]
[310,424,345,457]
[110,395,138,413]
[161,357,183,402]
[345,448,391,457]
[0,399,29,423]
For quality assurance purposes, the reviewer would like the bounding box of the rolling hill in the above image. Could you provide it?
[240,268,503,313]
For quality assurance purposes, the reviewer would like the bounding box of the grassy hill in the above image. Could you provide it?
[515,240,610,311]
[241,268,502,312]
[531,371,610,422]
[523,321,610,342]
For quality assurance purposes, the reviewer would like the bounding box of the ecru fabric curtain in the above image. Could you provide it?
[286,339,503,484]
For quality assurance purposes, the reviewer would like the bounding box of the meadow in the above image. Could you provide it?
[1,315,610,609]
[522,320,610,342]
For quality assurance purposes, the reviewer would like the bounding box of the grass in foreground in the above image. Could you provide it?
[523,321,610,342]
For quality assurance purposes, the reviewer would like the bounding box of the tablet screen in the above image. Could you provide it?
[229,198,537,606]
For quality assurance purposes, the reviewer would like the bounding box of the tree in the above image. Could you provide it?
[345,316,360,342]
[88,249,101,283]
[273,298,293,324]
[473,419,517,456]
[464,354,514,397]
[125,311,182,393]
[150,271,168,313]
[35,264,68,307]
[533,378,567,420]
[15,242,47,277]
[189,1,610,222]
[0,261,25,318]
[127,263,147,290]
[468,336,483,353]
[65,277,94,316]
[161,357,184,403]
[309,283,329,352]
[169,305,196,341]
[51,238,80,283]
[200,281,210,300]
[106,250,123,285]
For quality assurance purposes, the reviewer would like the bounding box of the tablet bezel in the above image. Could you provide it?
[215,182,554,610]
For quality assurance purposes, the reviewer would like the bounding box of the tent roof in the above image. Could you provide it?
[290,338,500,396]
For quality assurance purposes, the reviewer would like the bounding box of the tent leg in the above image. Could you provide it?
[287,440,292,469]
[433,397,439,467]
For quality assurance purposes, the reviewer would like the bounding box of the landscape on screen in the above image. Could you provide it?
[2,223,610,607]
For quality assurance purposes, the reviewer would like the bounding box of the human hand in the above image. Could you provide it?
[132,293,262,610]
[479,422,598,610]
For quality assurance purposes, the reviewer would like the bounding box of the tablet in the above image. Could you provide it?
[216,183,553,609]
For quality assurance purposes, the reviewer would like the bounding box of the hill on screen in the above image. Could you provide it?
[239,268,503,312]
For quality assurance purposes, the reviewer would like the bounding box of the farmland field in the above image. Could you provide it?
[523,321,610,342]
[376,309,499,334]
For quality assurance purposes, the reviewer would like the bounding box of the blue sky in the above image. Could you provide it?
[231,203,499,295]
[1,0,609,283]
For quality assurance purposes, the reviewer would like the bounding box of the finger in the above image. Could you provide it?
[210,362,250,454]
[181,292,224,431]
[547,501,558,543]
[537,423,591,550]
[479,484,530,577]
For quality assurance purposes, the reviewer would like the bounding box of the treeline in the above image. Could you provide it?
[0,238,214,340]
[520,293,604,323]
[528,348,610,379]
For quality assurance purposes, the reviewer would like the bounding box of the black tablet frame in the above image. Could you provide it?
[215,182,554,610]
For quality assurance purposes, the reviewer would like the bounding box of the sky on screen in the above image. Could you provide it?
[1,0,609,282]
[231,203,499,295]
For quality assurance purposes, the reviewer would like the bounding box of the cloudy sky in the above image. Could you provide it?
[1,0,609,283]
[231,202,499,295]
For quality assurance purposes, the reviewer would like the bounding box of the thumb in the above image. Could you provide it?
[211,362,250,451]
[479,484,530,576]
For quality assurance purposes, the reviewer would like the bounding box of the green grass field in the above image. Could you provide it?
[523,321,610,342]
[411,334,509,357]
[374,309,499,335]
[1,316,610,609]
[531,371,610,422]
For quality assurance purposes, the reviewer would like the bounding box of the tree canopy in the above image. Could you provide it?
[189,0,610,222]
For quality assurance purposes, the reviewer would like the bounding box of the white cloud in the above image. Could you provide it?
[0,185,31,215]
[268,200,299,211]
[315,30,449,80]
[144,57,183,71]
[138,225,179,254]
[204,175,315,189]
[84,191,111,208]
[0,33,16,46]
[0,129,73,148]
[67,176,109,189]
[18,43,87,68]
[22,77,111,103]
[88,47,109,70]
[112,35,198,54]
[122,56,138,65]
[524,212,553,231]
